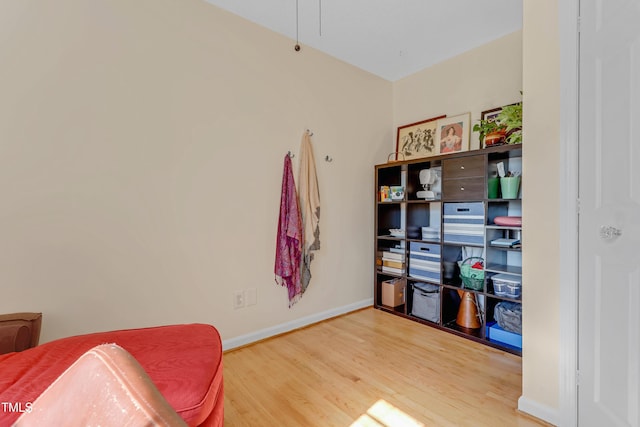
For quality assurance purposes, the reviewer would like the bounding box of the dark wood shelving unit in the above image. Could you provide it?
[374,144,523,356]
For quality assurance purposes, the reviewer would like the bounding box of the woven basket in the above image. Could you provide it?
[460,257,484,291]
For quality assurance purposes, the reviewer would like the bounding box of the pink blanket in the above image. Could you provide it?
[274,154,302,306]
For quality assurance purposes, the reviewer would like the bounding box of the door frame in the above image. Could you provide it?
[558,0,580,425]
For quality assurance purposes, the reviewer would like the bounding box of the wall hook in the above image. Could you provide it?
[307,129,314,136]
[288,151,295,158]
[325,155,333,162]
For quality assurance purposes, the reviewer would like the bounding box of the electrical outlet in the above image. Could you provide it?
[246,288,257,306]
[233,290,245,309]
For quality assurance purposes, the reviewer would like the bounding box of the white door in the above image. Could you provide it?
[579,0,640,425]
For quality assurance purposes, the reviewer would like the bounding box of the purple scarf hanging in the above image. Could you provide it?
[274,154,303,306]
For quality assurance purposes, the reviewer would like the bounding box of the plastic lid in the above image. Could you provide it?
[492,273,521,284]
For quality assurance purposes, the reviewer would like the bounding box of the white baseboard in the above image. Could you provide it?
[222,298,374,351]
[518,396,560,426]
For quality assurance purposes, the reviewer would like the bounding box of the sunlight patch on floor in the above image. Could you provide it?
[350,399,424,427]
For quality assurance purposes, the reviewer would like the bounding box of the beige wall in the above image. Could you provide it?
[393,31,523,149]
[522,0,560,413]
[0,0,392,343]
[394,29,562,422]
[394,13,563,418]
[0,1,562,420]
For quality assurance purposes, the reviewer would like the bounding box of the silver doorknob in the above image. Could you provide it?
[600,226,622,240]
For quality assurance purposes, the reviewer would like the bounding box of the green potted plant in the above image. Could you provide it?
[473,118,506,147]
[496,102,522,145]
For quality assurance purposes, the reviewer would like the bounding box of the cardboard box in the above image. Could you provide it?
[382,278,405,307]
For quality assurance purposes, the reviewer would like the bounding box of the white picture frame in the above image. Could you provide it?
[435,113,471,155]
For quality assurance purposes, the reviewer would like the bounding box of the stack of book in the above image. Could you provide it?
[381,247,405,275]
[490,238,521,248]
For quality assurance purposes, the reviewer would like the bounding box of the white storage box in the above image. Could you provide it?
[421,227,440,241]
[409,242,441,283]
[492,273,521,298]
[390,186,405,201]
[443,202,485,245]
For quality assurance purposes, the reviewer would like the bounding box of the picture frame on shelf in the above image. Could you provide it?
[481,107,503,124]
[395,115,446,160]
[435,113,471,155]
[478,102,522,148]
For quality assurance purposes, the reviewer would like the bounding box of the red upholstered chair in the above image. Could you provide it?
[15,344,188,426]
[0,324,224,426]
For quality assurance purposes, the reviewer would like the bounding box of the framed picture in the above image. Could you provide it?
[482,102,520,123]
[479,103,520,148]
[396,115,446,160]
[479,107,506,148]
[435,113,471,155]
[481,107,503,124]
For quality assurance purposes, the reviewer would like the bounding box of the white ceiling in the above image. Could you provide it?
[204,0,523,81]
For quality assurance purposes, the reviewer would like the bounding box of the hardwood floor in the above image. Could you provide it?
[223,307,549,427]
